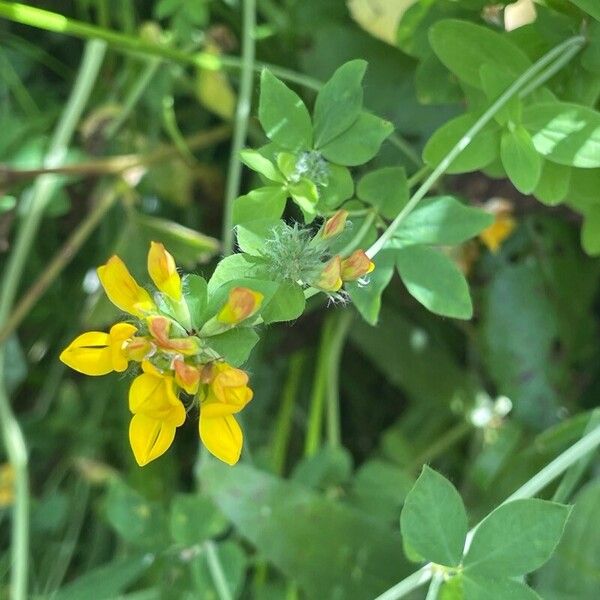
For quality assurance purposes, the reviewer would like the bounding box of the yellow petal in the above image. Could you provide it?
[199,414,243,465]
[109,322,137,372]
[97,255,156,317]
[147,241,181,301]
[129,414,176,466]
[59,331,113,376]
[128,372,186,426]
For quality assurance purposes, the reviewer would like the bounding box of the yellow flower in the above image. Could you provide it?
[340,249,375,281]
[320,209,348,240]
[147,241,182,301]
[479,198,517,253]
[128,361,186,466]
[314,256,343,292]
[173,359,201,395]
[198,362,253,465]
[60,322,138,376]
[97,255,156,317]
[217,287,264,325]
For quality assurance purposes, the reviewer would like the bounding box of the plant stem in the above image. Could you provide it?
[366,35,586,259]
[374,422,600,600]
[325,311,353,447]
[271,352,305,474]
[388,132,421,168]
[304,317,335,457]
[409,421,472,471]
[339,211,376,257]
[425,573,443,600]
[0,39,105,600]
[222,0,256,255]
[0,186,118,344]
[204,541,233,600]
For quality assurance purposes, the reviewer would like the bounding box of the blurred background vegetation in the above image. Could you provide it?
[1,1,600,599]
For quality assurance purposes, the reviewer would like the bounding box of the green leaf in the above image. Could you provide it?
[346,249,396,325]
[357,167,409,219]
[288,178,319,221]
[292,446,353,489]
[104,480,169,549]
[581,205,600,255]
[570,0,600,21]
[463,499,571,577]
[182,274,208,330]
[207,253,263,295]
[0,195,16,214]
[400,466,468,567]
[53,557,152,600]
[522,102,600,168]
[320,112,394,166]
[534,162,571,206]
[392,196,494,246]
[462,575,540,600]
[259,69,313,151]
[200,461,412,599]
[479,64,521,126]
[240,149,284,182]
[170,494,228,545]
[568,167,600,204]
[190,541,247,599]
[232,186,287,226]
[350,460,414,523]
[260,281,305,324]
[236,219,281,255]
[395,246,473,319]
[429,19,531,88]
[423,113,500,174]
[500,126,542,194]
[319,164,354,209]
[313,59,366,148]
[536,481,600,598]
[208,327,260,367]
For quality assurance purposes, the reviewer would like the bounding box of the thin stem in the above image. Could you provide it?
[409,421,472,471]
[0,39,106,600]
[203,541,233,600]
[0,186,119,344]
[304,317,335,457]
[388,133,421,168]
[375,423,600,600]
[325,311,353,447]
[222,0,256,255]
[424,573,443,600]
[271,352,305,474]
[367,35,586,259]
[339,211,376,257]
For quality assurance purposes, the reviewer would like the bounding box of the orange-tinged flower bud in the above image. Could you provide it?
[315,256,343,292]
[321,210,348,239]
[147,241,182,301]
[173,359,200,395]
[147,315,200,355]
[97,255,156,317]
[340,250,375,282]
[217,287,264,325]
[124,337,154,362]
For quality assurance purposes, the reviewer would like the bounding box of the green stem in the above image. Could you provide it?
[204,541,233,600]
[304,317,335,457]
[271,352,305,474]
[325,312,353,447]
[375,423,600,600]
[222,0,256,255]
[388,133,421,168]
[409,421,472,471]
[339,211,376,257]
[367,35,586,259]
[0,39,105,600]
[425,573,443,600]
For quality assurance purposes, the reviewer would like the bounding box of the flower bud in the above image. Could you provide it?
[315,256,342,292]
[340,250,375,282]
[320,210,348,240]
[147,241,182,301]
[217,287,264,325]
[173,359,200,395]
[124,337,154,362]
[147,315,200,355]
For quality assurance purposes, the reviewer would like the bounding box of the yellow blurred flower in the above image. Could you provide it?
[479,199,517,253]
[147,241,182,301]
[340,250,375,281]
[217,287,264,325]
[315,256,343,292]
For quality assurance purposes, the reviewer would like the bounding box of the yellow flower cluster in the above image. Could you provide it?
[60,242,260,467]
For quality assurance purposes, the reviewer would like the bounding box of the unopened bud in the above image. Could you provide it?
[321,210,348,240]
[315,256,343,292]
[124,337,154,362]
[173,359,200,395]
[217,287,264,324]
[340,250,375,281]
